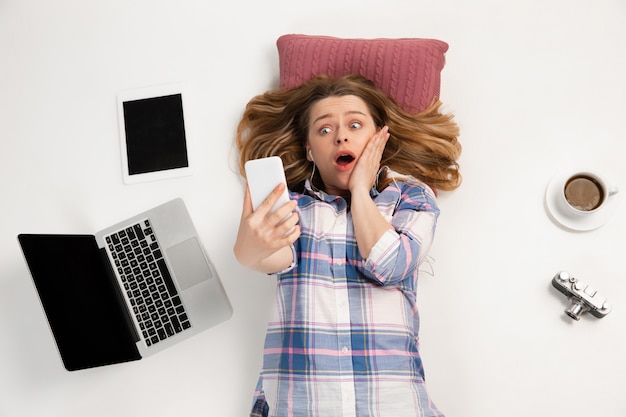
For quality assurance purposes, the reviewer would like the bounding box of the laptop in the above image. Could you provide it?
[17,198,232,371]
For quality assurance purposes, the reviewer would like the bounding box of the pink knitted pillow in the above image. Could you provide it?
[277,34,449,114]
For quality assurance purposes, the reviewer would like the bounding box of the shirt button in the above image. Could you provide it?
[337,259,343,266]
[341,346,349,354]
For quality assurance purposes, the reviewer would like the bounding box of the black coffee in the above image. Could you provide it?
[564,175,604,211]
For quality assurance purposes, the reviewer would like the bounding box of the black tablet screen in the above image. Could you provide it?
[122,94,189,175]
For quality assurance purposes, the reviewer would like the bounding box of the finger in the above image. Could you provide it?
[277,211,301,239]
[381,125,390,142]
[241,184,254,216]
[284,223,301,242]
[262,211,299,250]
[285,212,301,234]
[370,128,389,163]
[363,126,389,157]
[270,199,297,223]
[374,126,390,149]
[256,183,287,215]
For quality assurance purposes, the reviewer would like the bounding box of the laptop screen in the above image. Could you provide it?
[18,234,141,371]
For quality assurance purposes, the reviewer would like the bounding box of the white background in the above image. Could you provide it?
[2,1,625,416]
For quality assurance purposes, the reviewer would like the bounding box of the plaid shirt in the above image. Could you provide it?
[251,178,444,417]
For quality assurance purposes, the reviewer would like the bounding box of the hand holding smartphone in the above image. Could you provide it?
[244,156,290,213]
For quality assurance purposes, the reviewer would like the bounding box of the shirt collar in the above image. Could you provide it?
[304,179,380,205]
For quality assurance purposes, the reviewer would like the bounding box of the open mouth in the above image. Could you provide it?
[335,153,355,167]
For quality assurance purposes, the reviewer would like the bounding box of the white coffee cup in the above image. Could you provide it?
[557,170,618,217]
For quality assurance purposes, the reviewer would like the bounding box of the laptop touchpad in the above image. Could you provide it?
[166,237,213,290]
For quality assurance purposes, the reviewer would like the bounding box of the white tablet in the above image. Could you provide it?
[117,83,192,184]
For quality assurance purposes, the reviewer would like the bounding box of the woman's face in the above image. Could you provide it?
[306,94,378,198]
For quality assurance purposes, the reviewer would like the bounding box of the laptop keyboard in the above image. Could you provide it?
[105,219,191,347]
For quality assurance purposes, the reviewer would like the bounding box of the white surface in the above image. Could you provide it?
[1,1,625,416]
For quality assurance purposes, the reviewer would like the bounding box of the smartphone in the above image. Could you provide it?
[244,156,290,213]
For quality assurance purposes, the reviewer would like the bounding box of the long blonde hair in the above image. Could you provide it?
[236,74,461,192]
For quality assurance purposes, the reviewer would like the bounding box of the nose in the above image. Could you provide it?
[335,126,349,144]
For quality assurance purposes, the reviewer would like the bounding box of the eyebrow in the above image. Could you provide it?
[311,110,368,126]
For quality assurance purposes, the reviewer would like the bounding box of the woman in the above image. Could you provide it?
[234,74,461,417]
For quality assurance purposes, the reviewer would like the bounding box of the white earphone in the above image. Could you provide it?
[308,149,314,162]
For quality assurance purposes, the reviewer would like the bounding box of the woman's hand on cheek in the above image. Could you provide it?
[349,126,390,194]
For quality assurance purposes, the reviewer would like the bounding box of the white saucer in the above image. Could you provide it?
[545,173,617,232]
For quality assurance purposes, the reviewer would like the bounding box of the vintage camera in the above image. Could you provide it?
[551,271,611,320]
